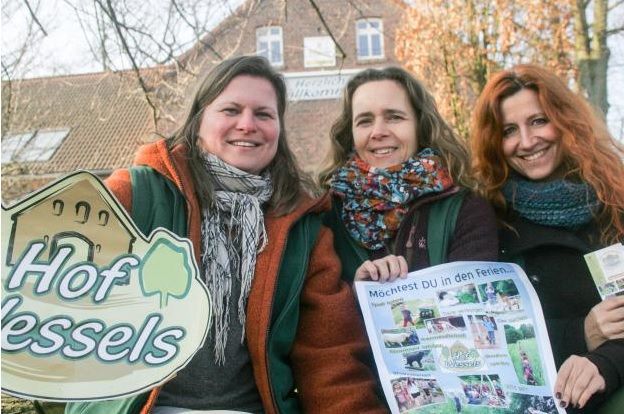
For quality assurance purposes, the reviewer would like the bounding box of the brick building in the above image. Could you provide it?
[1,0,403,204]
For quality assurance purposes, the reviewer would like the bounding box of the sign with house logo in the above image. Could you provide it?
[1,171,211,402]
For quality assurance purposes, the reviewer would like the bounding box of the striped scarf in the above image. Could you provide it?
[331,148,453,250]
[201,153,273,365]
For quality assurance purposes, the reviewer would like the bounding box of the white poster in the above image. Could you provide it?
[355,261,565,414]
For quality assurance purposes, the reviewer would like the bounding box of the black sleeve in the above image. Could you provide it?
[584,338,624,408]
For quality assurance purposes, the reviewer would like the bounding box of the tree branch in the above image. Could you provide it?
[307,0,347,59]
[96,0,159,129]
[22,0,47,36]
[608,0,624,11]
[1,61,13,135]
[170,0,222,60]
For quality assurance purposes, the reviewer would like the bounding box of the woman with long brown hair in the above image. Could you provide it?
[318,66,498,284]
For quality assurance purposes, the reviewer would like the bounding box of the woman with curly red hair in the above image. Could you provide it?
[471,64,624,413]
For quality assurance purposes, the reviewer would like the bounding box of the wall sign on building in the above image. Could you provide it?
[285,69,359,102]
[303,36,336,68]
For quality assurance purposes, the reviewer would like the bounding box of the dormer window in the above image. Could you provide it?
[1,129,70,164]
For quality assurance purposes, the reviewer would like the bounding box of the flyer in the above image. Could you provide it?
[355,261,565,414]
[584,243,624,298]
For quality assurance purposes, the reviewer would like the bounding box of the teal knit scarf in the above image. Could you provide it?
[502,178,601,229]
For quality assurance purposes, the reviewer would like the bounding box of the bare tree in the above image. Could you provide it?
[393,0,624,138]
[54,0,236,73]
[575,0,624,116]
[2,0,246,133]
[1,0,48,81]
[394,0,575,139]
[67,0,243,130]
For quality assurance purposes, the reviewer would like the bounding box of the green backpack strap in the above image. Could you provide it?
[426,188,468,266]
[272,213,322,322]
[128,166,187,237]
[269,213,322,414]
[322,198,368,283]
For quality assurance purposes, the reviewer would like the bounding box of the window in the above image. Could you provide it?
[356,18,384,61]
[1,132,34,164]
[1,129,70,164]
[256,26,284,66]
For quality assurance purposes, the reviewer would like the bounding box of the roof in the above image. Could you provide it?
[1,70,157,176]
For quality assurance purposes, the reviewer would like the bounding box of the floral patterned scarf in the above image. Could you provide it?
[331,148,453,250]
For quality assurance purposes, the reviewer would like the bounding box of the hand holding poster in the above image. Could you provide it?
[1,171,211,402]
[355,261,565,414]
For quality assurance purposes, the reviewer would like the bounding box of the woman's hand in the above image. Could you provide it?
[584,295,624,351]
[554,355,605,410]
[354,255,408,283]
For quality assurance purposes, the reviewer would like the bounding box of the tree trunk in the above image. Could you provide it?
[575,0,610,116]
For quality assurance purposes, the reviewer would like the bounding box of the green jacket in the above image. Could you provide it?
[67,140,386,414]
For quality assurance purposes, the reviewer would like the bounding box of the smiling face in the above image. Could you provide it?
[197,75,280,175]
[500,89,565,182]
[351,80,418,169]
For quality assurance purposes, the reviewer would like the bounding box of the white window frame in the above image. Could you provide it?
[1,132,34,164]
[256,26,284,67]
[1,129,70,164]
[356,18,384,61]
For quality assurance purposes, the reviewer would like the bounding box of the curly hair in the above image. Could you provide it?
[168,55,314,215]
[471,63,624,244]
[317,66,471,189]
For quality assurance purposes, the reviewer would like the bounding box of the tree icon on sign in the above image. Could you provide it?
[140,238,192,308]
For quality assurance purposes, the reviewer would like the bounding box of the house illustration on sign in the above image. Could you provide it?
[4,172,137,269]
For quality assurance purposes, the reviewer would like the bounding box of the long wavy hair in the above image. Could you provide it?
[471,63,624,244]
[168,55,314,215]
[317,66,471,189]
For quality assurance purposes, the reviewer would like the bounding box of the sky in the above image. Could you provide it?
[1,0,245,77]
[1,0,623,139]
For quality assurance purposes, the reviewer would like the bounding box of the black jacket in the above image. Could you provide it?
[500,214,624,412]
